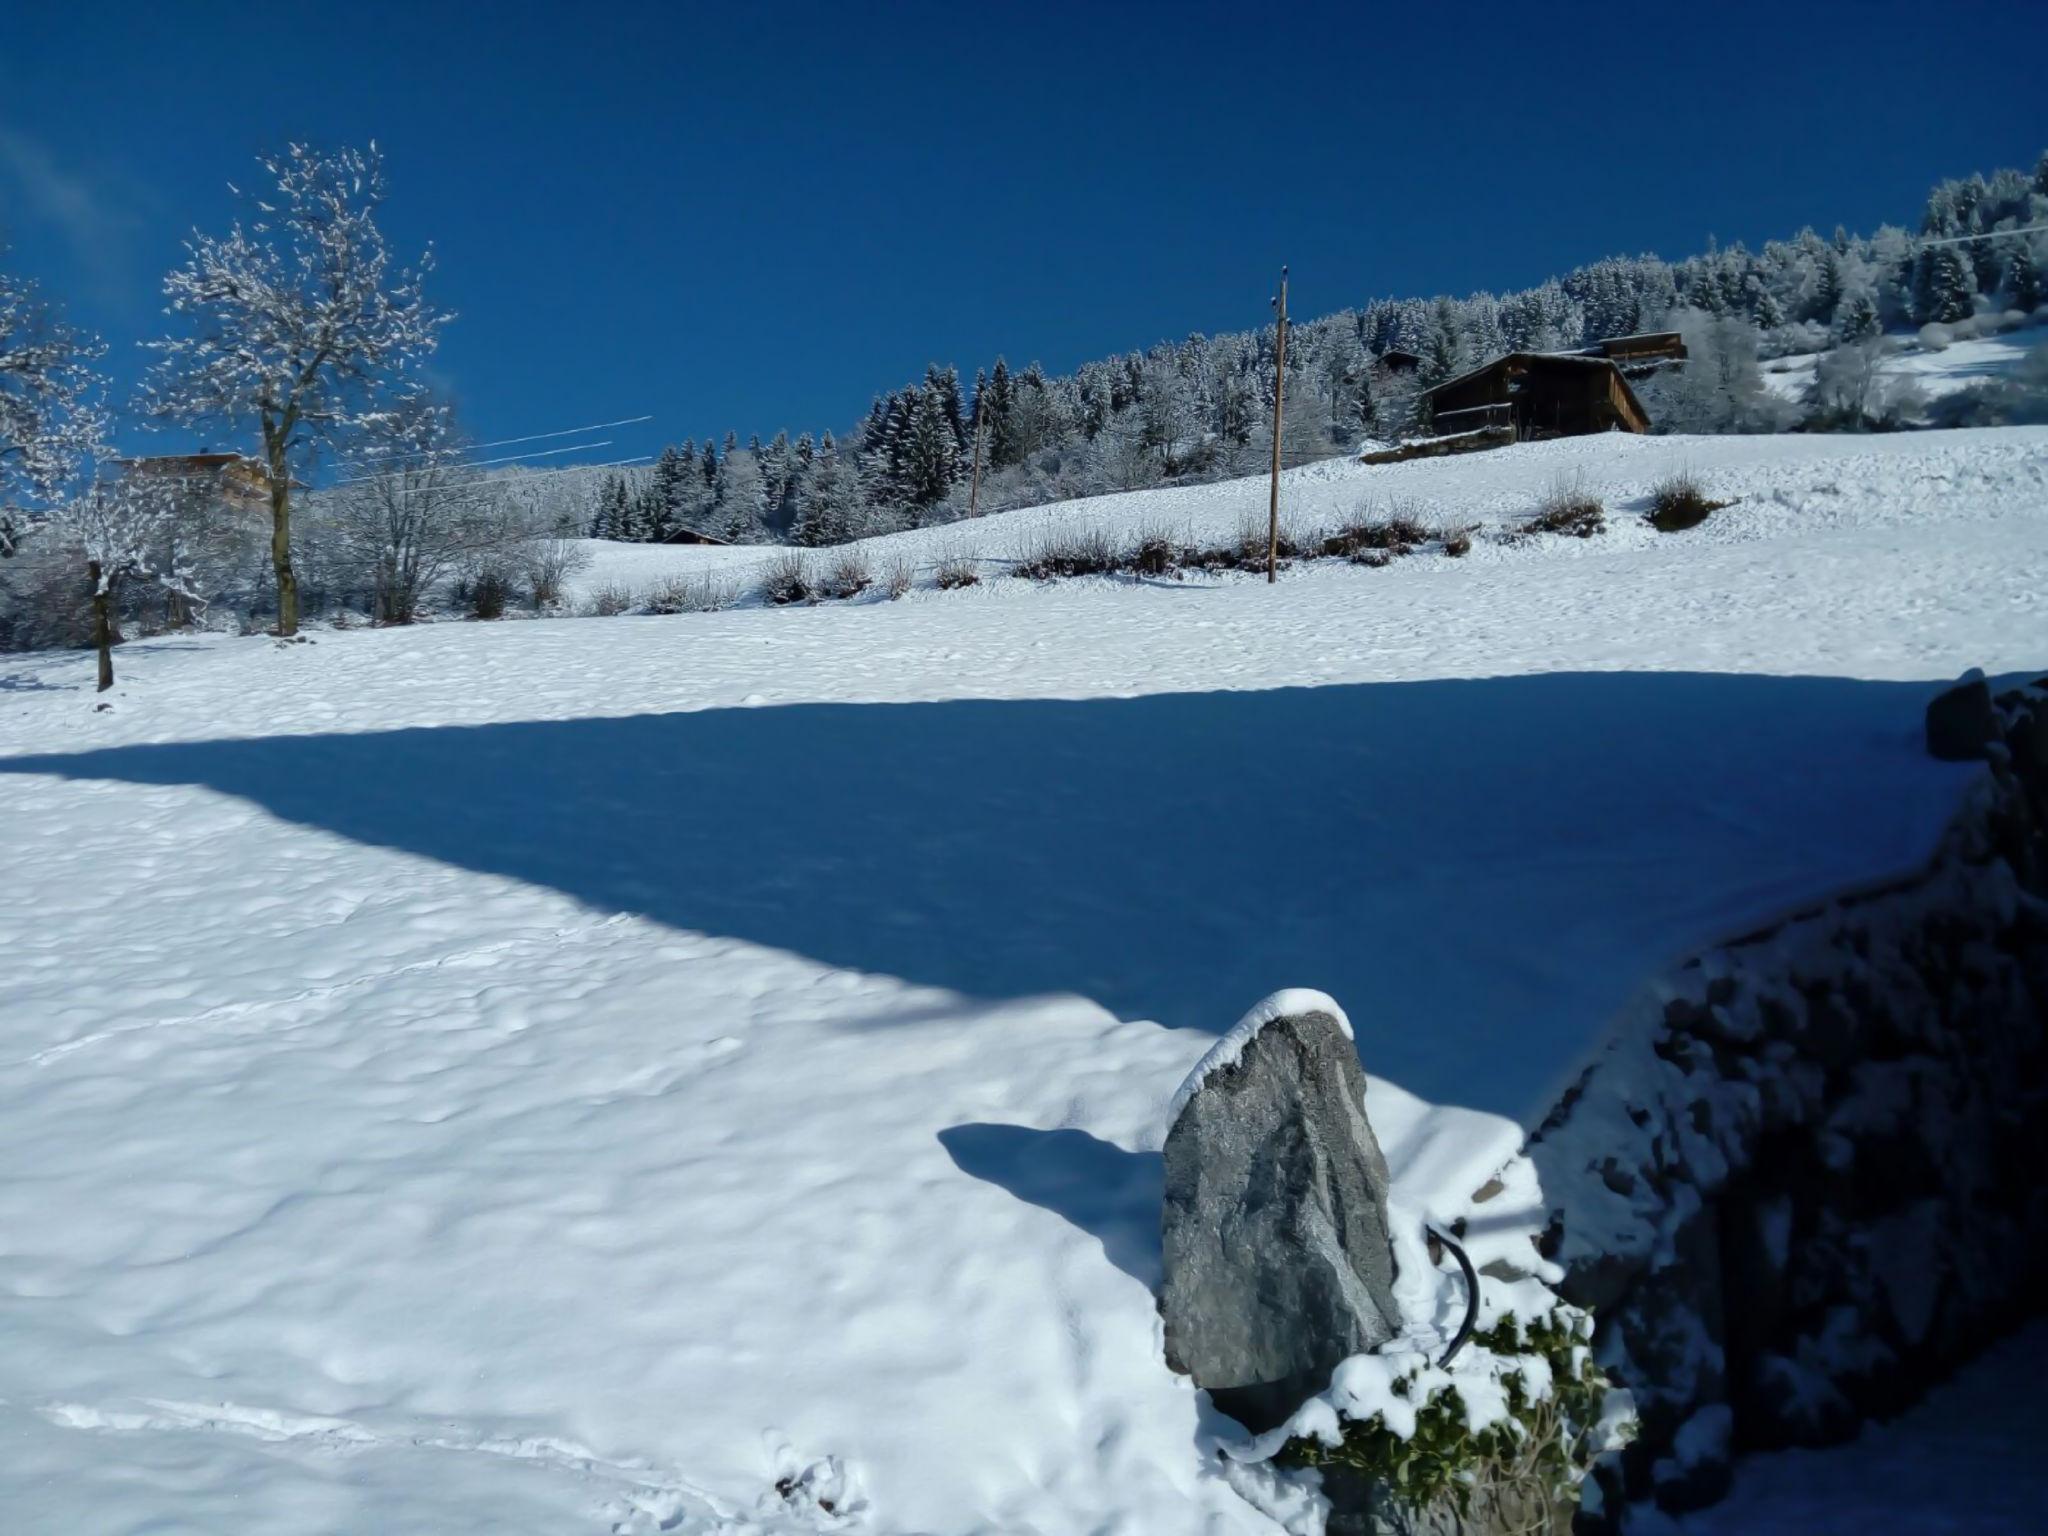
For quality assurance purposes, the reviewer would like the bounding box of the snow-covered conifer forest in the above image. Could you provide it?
[2,128,2046,1536]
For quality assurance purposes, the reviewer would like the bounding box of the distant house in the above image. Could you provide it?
[658,524,729,546]
[1578,330,1687,376]
[117,452,274,512]
[1422,352,1653,440]
[1376,348,1424,375]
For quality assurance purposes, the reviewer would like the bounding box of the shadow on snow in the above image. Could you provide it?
[938,1124,1164,1289]
[0,672,1971,1118]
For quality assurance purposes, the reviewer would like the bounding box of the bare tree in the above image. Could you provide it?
[318,397,523,624]
[45,476,201,691]
[2,264,104,555]
[142,143,448,635]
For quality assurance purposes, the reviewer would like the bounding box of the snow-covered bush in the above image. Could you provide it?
[1803,341,1926,432]
[1916,323,1953,352]
[640,571,739,615]
[583,580,635,617]
[520,537,590,610]
[1269,1310,1631,1531]
[1637,310,1796,435]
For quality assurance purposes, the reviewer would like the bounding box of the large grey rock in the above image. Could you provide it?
[1159,996,1402,1432]
[1925,671,1994,761]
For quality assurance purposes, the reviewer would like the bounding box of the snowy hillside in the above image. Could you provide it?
[2,426,2044,1534]
[569,424,2048,606]
[1761,325,2047,404]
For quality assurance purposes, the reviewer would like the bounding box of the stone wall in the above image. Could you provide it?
[1516,677,2048,1526]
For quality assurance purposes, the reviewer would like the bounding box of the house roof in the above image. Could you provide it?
[120,453,261,470]
[1421,350,1618,400]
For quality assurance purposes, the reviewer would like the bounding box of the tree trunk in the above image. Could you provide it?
[89,559,113,692]
[264,421,300,636]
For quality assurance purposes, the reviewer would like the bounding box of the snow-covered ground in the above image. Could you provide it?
[2,426,2044,1533]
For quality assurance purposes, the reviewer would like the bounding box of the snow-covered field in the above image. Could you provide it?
[2,427,2045,1533]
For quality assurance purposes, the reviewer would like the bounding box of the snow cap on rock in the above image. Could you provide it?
[1169,988,1354,1123]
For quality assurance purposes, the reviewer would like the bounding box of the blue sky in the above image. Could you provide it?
[3,0,2044,461]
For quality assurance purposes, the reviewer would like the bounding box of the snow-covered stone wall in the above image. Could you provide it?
[1518,677,2048,1527]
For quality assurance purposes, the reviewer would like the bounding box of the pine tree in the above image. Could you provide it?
[2007,244,2043,313]
[713,447,765,542]
[1915,245,1975,324]
[985,358,1018,467]
[1809,250,1844,323]
[1835,288,1882,343]
[1748,278,1785,330]
[589,473,631,540]
[924,364,966,451]
[648,445,686,542]
[899,385,961,514]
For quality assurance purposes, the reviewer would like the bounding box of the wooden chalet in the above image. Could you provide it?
[1422,352,1652,439]
[1580,330,1687,375]
[1375,348,1424,375]
[118,452,272,508]
[658,524,730,546]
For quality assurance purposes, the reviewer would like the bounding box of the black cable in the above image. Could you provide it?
[1427,1224,1480,1368]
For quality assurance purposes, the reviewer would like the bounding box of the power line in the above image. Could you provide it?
[1916,221,2048,248]
[334,438,617,485]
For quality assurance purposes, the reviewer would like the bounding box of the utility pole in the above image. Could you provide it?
[1267,265,1289,584]
[968,394,987,519]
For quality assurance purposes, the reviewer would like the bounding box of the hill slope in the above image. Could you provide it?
[1,426,2044,1534]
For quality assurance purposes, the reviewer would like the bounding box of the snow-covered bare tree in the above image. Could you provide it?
[2,265,104,555]
[1803,340,1923,431]
[44,474,202,691]
[142,143,449,635]
[317,396,526,624]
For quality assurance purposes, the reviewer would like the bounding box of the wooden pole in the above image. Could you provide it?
[1267,266,1289,584]
[968,395,987,519]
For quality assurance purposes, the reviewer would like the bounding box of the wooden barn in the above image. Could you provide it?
[1582,330,1687,374]
[658,524,729,546]
[1422,352,1652,439]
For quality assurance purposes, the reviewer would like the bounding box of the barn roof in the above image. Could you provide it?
[1421,350,1618,399]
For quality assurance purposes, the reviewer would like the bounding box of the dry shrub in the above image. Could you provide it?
[1015,526,1119,580]
[583,582,635,617]
[934,552,980,589]
[1646,468,1729,533]
[1522,473,1606,538]
[758,550,817,605]
[1129,526,1181,578]
[643,571,739,614]
[468,569,512,619]
[882,555,914,599]
[1441,525,1475,557]
[820,550,872,600]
